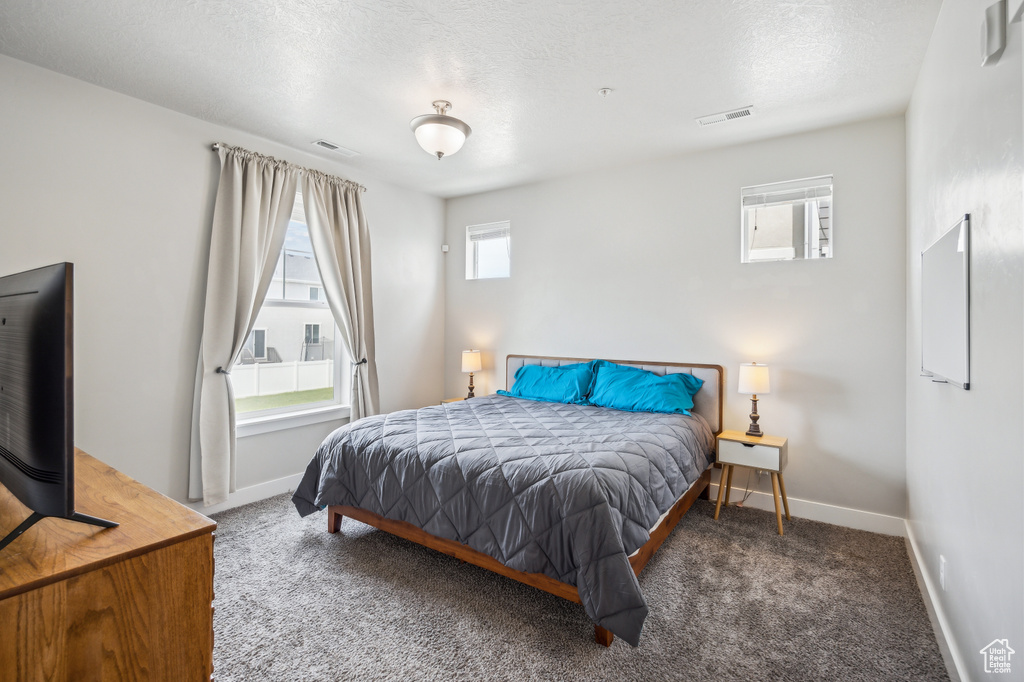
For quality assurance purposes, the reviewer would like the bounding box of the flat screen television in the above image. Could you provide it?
[0,262,115,552]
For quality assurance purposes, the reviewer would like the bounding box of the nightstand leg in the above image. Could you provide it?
[771,473,784,535]
[714,465,728,520]
[723,466,734,507]
[777,472,791,520]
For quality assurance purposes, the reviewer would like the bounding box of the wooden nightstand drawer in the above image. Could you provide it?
[717,438,787,471]
[715,430,790,534]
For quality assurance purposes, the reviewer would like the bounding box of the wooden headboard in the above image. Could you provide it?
[505,355,724,435]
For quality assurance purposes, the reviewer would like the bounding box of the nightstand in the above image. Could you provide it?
[440,397,465,404]
[714,429,790,535]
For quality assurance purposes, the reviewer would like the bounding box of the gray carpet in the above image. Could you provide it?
[211,495,948,681]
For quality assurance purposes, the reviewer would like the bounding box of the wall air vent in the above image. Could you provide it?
[312,139,359,157]
[696,106,754,127]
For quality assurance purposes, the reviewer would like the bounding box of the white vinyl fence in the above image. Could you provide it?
[232,360,333,398]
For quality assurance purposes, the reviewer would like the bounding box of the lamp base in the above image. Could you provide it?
[466,372,475,399]
[746,395,763,437]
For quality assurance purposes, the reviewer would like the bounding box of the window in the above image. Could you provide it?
[242,328,267,361]
[304,323,320,344]
[233,192,348,421]
[466,221,510,279]
[740,176,833,262]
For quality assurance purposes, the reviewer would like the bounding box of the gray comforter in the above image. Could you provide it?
[292,394,714,646]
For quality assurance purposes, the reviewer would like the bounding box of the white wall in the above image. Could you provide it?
[242,305,337,364]
[905,0,1024,678]
[0,54,446,502]
[445,116,908,521]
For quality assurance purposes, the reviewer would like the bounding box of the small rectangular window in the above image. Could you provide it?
[466,221,510,279]
[305,323,320,344]
[309,286,322,301]
[740,176,832,262]
[243,328,267,361]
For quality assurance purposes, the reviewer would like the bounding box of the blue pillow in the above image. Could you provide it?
[587,363,704,414]
[496,362,594,404]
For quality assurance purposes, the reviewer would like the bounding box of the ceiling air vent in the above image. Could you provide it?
[696,106,754,127]
[312,139,359,157]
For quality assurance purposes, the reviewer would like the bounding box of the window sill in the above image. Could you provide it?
[236,403,350,438]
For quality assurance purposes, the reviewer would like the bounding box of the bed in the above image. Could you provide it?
[292,355,723,647]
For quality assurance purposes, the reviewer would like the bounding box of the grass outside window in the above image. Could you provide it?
[236,387,334,414]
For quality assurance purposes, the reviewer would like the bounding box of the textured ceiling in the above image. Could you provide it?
[0,0,941,198]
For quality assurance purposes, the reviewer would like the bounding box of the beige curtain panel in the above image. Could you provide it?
[188,144,299,506]
[302,170,380,420]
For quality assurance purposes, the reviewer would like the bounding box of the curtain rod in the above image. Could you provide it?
[211,142,366,192]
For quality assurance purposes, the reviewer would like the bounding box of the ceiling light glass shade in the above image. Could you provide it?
[738,363,771,395]
[411,101,472,159]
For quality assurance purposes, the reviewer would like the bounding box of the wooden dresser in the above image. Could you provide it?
[0,449,216,681]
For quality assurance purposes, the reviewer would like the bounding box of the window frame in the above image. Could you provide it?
[740,176,833,263]
[249,328,267,361]
[235,192,351,436]
[465,221,511,280]
[304,323,321,345]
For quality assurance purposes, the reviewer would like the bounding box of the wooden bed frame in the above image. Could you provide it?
[327,355,724,647]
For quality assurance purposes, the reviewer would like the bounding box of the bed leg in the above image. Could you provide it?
[699,478,712,500]
[594,625,614,647]
[327,507,343,534]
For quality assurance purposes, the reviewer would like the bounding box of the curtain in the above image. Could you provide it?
[301,170,380,420]
[188,144,299,505]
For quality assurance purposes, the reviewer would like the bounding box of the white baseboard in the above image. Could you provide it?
[905,523,968,682]
[707,482,906,536]
[185,472,304,516]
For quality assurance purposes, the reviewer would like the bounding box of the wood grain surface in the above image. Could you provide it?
[0,450,215,681]
[331,504,583,604]
[0,449,215,600]
[0,535,214,681]
[716,429,788,449]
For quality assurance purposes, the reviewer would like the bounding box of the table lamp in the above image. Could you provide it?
[462,350,482,398]
[738,362,771,437]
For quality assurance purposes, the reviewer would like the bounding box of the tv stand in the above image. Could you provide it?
[0,449,215,680]
[0,509,117,553]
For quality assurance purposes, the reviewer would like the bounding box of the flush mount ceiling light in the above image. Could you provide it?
[410,100,472,160]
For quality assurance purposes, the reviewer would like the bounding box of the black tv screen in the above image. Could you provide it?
[0,263,115,551]
[0,263,74,517]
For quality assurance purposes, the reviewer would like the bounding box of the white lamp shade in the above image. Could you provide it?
[738,363,770,395]
[414,121,467,157]
[411,102,472,159]
[462,350,482,373]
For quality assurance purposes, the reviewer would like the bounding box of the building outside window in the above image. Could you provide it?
[232,193,348,416]
[740,176,833,262]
